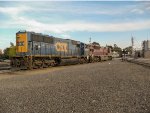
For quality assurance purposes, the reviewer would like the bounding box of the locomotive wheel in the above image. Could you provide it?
[51,62,55,67]
[84,58,88,63]
[79,58,84,64]
[40,63,44,68]
[33,62,38,69]
[96,57,99,62]
[98,57,101,62]
[16,59,21,67]
[43,63,48,68]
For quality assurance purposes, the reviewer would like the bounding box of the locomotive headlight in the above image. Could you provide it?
[35,45,40,50]
[38,45,41,48]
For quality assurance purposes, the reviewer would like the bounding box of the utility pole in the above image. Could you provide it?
[131,35,134,58]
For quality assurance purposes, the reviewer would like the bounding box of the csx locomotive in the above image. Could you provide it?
[11,31,112,69]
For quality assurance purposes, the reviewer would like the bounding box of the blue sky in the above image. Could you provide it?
[0,1,150,50]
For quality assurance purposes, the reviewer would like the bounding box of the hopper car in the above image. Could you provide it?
[11,31,112,69]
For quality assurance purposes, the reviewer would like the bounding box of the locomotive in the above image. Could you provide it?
[11,31,112,69]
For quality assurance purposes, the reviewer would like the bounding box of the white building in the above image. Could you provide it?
[112,51,119,58]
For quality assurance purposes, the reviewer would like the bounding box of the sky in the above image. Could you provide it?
[0,1,150,50]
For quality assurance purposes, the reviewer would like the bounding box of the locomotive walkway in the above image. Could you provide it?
[0,59,150,113]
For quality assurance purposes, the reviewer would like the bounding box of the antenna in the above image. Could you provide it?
[131,36,134,47]
[89,37,91,44]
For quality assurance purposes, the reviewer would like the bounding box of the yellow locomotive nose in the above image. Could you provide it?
[16,33,28,53]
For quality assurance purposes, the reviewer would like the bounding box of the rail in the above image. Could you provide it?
[127,58,150,68]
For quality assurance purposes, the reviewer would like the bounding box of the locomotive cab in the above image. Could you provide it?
[16,32,28,54]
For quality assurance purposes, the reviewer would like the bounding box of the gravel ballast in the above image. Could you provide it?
[0,59,150,113]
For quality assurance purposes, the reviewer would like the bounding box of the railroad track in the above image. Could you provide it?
[0,63,11,73]
[0,60,112,74]
[0,66,11,70]
[0,68,11,74]
[127,59,150,68]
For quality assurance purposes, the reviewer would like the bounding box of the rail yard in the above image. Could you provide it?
[0,30,150,113]
[1,1,150,113]
[0,59,150,113]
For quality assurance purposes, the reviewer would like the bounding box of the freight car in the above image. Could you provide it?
[11,31,112,69]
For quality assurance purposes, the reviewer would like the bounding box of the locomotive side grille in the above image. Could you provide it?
[71,40,78,45]
[31,34,53,43]
[31,34,43,42]
[43,36,54,43]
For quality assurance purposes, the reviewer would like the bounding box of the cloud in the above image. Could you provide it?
[131,8,144,14]
[2,16,149,33]
[0,5,117,16]
[0,2,150,34]
[130,2,150,14]
[22,19,150,33]
[0,2,147,17]
[61,34,72,39]
[0,6,30,17]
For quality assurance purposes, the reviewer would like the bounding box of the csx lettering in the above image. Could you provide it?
[55,42,68,52]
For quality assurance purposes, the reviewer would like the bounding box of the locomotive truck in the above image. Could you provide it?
[11,31,112,69]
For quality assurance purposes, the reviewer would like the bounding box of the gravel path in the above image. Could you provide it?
[0,59,150,113]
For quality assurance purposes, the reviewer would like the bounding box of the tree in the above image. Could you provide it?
[113,44,122,52]
[0,49,3,59]
[113,44,122,57]
[10,42,14,47]
[8,46,16,57]
[107,45,113,52]
[3,48,9,59]
[3,42,16,59]
[124,46,132,55]
[92,42,100,46]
